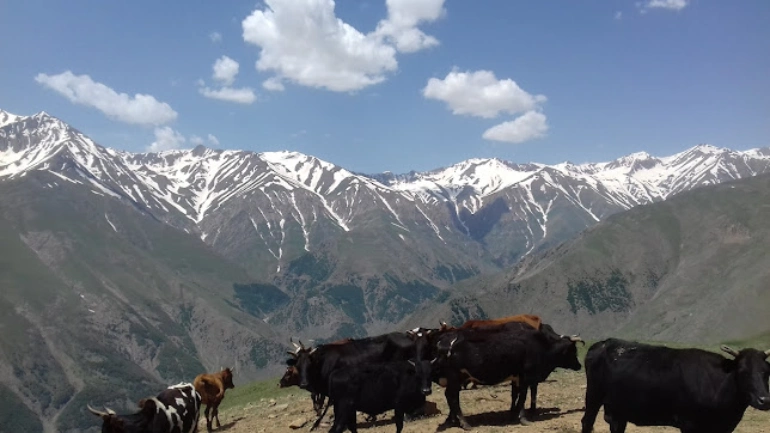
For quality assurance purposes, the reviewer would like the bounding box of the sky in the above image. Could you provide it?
[1,0,768,174]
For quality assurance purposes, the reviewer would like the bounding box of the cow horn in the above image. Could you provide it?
[721,345,741,357]
[309,347,317,355]
[104,406,116,416]
[449,337,458,348]
[765,349,770,357]
[299,340,306,349]
[290,337,301,350]
[87,404,109,417]
[569,335,585,346]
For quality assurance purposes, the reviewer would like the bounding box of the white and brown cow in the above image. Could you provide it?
[87,382,201,433]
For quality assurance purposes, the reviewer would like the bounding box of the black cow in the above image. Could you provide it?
[581,338,770,433]
[87,382,201,433]
[433,325,582,429]
[431,320,583,418]
[287,330,434,429]
[328,359,434,433]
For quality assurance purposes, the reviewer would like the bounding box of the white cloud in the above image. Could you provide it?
[190,135,205,146]
[373,0,446,53]
[209,32,223,43]
[35,71,178,126]
[199,86,257,104]
[207,134,220,146]
[213,55,240,86]
[641,0,688,11]
[422,68,546,119]
[242,0,398,92]
[262,77,285,92]
[615,11,623,20]
[482,111,548,144]
[148,127,186,152]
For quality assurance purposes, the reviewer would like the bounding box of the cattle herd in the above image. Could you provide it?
[85,313,770,433]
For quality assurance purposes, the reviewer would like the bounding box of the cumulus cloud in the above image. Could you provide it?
[35,71,178,126]
[199,86,257,104]
[148,127,186,152]
[242,0,400,92]
[207,134,220,146]
[209,32,223,43]
[422,68,546,119]
[374,0,446,53]
[482,111,548,144]
[641,0,688,11]
[262,77,285,92]
[615,11,623,20]
[213,55,239,86]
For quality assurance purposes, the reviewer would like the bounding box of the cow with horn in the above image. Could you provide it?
[87,382,201,433]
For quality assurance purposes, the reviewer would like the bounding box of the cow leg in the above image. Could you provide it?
[441,380,470,430]
[329,400,349,433]
[394,409,405,433]
[311,397,333,431]
[204,405,213,432]
[514,381,532,425]
[580,385,603,433]
[529,383,538,413]
[213,402,221,428]
[604,413,627,433]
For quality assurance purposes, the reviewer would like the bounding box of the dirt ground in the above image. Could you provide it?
[219,371,769,433]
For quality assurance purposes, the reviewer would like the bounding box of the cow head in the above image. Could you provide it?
[721,345,770,410]
[550,334,583,371]
[285,338,317,389]
[87,401,154,433]
[279,365,300,388]
[406,327,440,363]
[407,359,435,396]
[220,367,235,390]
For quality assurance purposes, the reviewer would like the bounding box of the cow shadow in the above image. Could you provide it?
[215,416,244,431]
[436,406,583,430]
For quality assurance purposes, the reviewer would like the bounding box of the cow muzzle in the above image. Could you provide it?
[422,387,432,396]
[754,396,770,411]
[299,381,310,389]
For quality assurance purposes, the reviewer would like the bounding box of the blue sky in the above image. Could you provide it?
[1,0,768,174]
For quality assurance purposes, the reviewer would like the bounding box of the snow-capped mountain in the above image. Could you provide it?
[3,107,770,274]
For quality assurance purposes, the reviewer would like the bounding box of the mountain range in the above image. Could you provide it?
[404,171,770,347]
[2,107,770,431]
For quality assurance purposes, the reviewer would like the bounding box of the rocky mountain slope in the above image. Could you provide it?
[403,173,770,345]
[3,108,769,337]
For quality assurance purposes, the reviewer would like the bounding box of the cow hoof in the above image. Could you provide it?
[519,417,532,426]
[459,420,472,430]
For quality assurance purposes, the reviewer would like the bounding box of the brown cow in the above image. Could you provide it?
[194,367,235,432]
[457,313,543,330]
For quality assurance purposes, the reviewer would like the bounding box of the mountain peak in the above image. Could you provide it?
[191,144,208,157]
[0,109,22,128]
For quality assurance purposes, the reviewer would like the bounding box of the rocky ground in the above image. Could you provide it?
[219,371,769,433]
